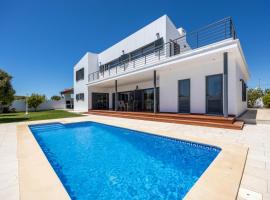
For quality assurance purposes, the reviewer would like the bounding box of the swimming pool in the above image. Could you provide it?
[29,121,220,200]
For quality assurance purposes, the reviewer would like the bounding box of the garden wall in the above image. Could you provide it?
[11,99,66,112]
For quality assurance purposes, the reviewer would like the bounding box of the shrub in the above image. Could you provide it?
[51,95,61,101]
[263,94,270,108]
[247,88,264,108]
[27,93,46,112]
[265,89,270,95]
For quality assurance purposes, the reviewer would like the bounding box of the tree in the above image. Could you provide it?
[27,93,46,112]
[0,69,15,112]
[263,94,270,108]
[247,88,264,108]
[265,88,270,95]
[51,95,61,101]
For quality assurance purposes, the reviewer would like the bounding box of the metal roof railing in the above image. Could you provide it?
[88,17,236,83]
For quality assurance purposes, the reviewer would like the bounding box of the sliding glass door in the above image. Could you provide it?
[112,88,159,112]
[92,93,109,110]
[178,79,190,113]
[206,74,223,115]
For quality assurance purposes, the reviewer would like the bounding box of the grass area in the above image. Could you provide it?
[0,110,83,123]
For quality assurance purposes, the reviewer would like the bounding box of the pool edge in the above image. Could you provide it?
[17,117,248,200]
[17,124,71,200]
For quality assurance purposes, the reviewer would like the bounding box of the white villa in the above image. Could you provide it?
[73,15,249,117]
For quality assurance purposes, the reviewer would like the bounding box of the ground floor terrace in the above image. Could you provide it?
[1,113,270,200]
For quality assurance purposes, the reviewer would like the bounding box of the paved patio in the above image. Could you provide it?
[238,108,270,125]
[1,114,270,199]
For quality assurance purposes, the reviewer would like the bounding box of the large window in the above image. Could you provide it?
[242,80,247,102]
[76,68,84,81]
[206,74,223,115]
[76,93,84,101]
[178,79,190,113]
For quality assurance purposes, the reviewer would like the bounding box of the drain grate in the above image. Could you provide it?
[238,188,262,200]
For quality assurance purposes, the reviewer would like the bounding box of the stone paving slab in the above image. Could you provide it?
[0,123,19,200]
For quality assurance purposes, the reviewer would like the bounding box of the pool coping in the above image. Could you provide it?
[17,116,248,200]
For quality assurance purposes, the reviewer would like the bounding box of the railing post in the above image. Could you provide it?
[158,49,160,60]
[145,55,146,64]
[230,18,235,39]
[109,67,110,76]
[133,60,135,68]
[179,41,181,55]
[169,43,172,57]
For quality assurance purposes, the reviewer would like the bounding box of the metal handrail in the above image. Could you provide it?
[88,17,236,83]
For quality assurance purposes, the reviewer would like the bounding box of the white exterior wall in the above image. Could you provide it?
[11,99,65,112]
[159,53,247,116]
[227,55,248,116]
[159,57,223,113]
[98,15,168,64]
[74,53,98,112]
[165,16,180,43]
[235,61,248,116]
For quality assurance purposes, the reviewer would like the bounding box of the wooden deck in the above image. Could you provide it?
[87,110,244,130]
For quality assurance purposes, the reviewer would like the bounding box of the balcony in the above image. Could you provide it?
[88,17,236,83]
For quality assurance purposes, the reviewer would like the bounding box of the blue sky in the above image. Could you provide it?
[0,0,269,97]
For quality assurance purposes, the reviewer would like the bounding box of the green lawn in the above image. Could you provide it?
[0,110,83,123]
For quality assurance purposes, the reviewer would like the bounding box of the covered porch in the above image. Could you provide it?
[88,68,159,113]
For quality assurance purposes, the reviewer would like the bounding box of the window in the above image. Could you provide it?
[76,93,84,101]
[154,38,164,49]
[76,68,84,81]
[99,38,164,72]
[242,80,247,101]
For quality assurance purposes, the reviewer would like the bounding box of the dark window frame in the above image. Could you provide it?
[76,93,84,101]
[178,79,191,113]
[242,80,247,102]
[206,74,223,115]
[76,68,84,81]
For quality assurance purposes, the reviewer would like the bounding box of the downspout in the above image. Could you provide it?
[223,52,228,117]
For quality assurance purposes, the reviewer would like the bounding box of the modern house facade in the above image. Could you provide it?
[74,15,249,117]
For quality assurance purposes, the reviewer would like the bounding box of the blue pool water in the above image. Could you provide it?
[30,122,220,200]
